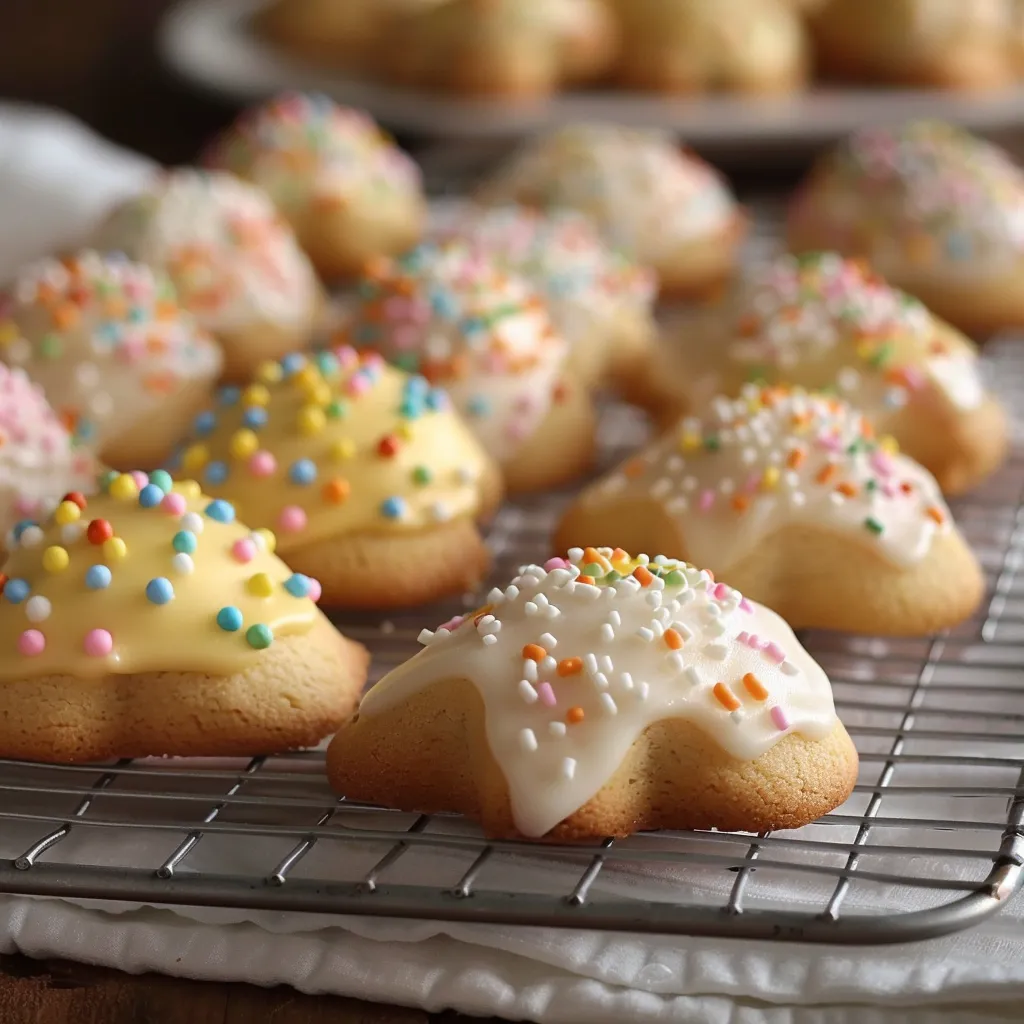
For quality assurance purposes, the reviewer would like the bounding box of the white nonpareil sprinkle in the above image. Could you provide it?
[561,757,577,780]
[523,659,538,682]
[539,632,558,649]
[600,693,618,716]
[609,610,621,626]
[620,671,634,690]
[781,661,799,676]
[668,651,687,672]
[540,655,558,674]
[549,721,567,738]
[601,623,616,642]
[704,643,729,660]
[600,654,614,673]
[519,728,538,752]
[685,666,702,687]
[593,672,609,689]
[583,652,598,673]
[481,634,498,645]
[171,553,194,575]
[518,679,539,703]
[524,601,539,617]
[487,587,504,605]
[638,681,650,701]
[636,627,655,642]
[418,628,435,646]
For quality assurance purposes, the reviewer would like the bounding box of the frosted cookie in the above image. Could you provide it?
[378,0,618,97]
[0,470,367,762]
[204,94,426,281]
[340,241,597,493]
[327,549,858,839]
[0,252,223,471]
[168,348,502,609]
[476,124,745,297]
[787,121,1024,336]
[0,365,97,555]
[556,388,984,635]
[431,204,658,388]
[807,0,1016,90]
[610,0,809,95]
[92,169,323,382]
[634,253,1008,496]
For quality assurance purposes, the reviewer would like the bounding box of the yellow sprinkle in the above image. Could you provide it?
[173,479,202,500]
[103,536,127,561]
[182,443,210,473]
[42,545,70,573]
[0,321,19,346]
[679,432,701,452]
[229,429,259,459]
[293,365,321,393]
[306,382,332,406]
[54,500,82,525]
[242,383,270,407]
[396,422,414,441]
[297,405,327,436]
[109,473,138,501]
[254,528,277,554]
[879,435,900,455]
[257,360,283,384]
[247,571,275,597]
[331,438,356,461]
[761,466,780,490]
[856,341,875,361]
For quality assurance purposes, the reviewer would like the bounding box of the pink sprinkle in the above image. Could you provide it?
[737,631,750,644]
[770,706,790,732]
[346,374,371,397]
[161,492,187,516]
[83,629,113,657]
[231,538,257,563]
[739,598,754,613]
[439,614,464,632]
[882,480,898,498]
[278,505,307,533]
[130,471,150,490]
[698,490,716,512]
[744,472,761,494]
[18,629,45,657]
[818,433,842,453]
[307,578,322,603]
[14,496,37,515]
[544,557,569,571]
[764,642,786,664]
[537,682,557,708]
[746,633,760,648]
[334,345,359,368]
[712,582,729,601]
[871,452,894,477]
[901,367,926,391]
[249,451,277,477]
[391,324,422,351]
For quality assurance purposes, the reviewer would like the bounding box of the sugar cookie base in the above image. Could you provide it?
[652,216,747,300]
[554,507,984,636]
[327,677,859,839]
[0,617,367,763]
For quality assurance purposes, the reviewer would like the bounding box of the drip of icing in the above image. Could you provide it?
[342,240,569,462]
[584,386,951,571]
[166,347,492,552]
[0,471,321,679]
[479,124,738,262]
[0,251,223,452]
[359,548,838,838]
[92,169,320,331]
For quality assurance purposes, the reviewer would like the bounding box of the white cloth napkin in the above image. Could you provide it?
[1,105,1023,1024]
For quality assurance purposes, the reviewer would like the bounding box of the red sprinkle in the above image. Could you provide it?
[0,573,7,596]
[86,519,113,545]
[377,435,400,458]
[61,491,88,510]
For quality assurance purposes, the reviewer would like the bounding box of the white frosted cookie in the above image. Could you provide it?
[167,347,503,609]
[0,251,223,472]
[556,386,983,635]
[341,240,597,492]
[204,94,426,280]
[634,252,1008,495]
[476,123,745,297]
[0,364,98,553]
[327,547,858,839]
[431,203,657,388]
[788,121,1024,335]
[92,169,323,381]
[0,470,366,762]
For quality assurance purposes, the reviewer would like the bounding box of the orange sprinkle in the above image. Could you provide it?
[742,673,769,701]
[633,565,654,587]
[664,628,684,650]
[900,481,914,495]
[611,548,629,563]
[926,506,945,525]
[816,464,838,485]
[731,495,750,513]
[836,482,858,498]
[522,644,546,662]
[713,682,741,712]
[583,547,610,572]
[52,303,80,330]
[623,456,646,479]
[577,575,596,586]
[786,449,805,469]
[557,657,583,677]
[322,478,351,504]
[566,706,585,725]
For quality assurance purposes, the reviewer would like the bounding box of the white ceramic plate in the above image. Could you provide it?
[161,0,1024,147]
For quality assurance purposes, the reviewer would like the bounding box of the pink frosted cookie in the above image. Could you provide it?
[476,123,745,297]
[342,240,597,493]
[0,251,223,472]
[93,169,323,381]
[205,94,426,280]
[0,364,97,553]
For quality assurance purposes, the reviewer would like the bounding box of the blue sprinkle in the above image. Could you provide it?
[216,606,243,632]
[85,563,113,591]
[405,375,430,396]
[315,350,338,376]
[164,447,184,470]
[11,521,35,542]
[146,577,175,605]
[429,289,459,318]
[194,410,218,435]
[289,459,318,485]
[284,573,311,598]
[380,496,406,520]
[148,470,173,494]
[242,406,268,429]
[76,420,96,441]
[425,389,447,411]
[219,386,241,407]
[399,398,424,419]
[461,316,486,336]
[204,460,229,485]
[205,499,235,524]
[467,394,491,417]
[3,578,30,604]
[280,352,306,377]
[138,483,164,508]
[173,530,198,554]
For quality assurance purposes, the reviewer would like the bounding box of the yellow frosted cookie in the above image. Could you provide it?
[631,252,1008,495]
[327,548,858,839]
[0,251,223,471]
[0,470,366,762]
[340,240,597,493]
[204,94,426,281]
[556,387,984,635]
[167,348,503,609]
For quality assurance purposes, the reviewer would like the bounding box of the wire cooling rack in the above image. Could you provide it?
[1,191,1024,945]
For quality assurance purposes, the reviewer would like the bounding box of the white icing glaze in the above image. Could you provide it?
[93,169,320,332]
[359,549,839,838]
[345,241,568,462]
[582,387,952,572]
[478,124,737,264]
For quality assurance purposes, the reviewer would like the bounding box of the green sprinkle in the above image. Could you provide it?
[869,343,894,369]
[412,466,432,485]
[326,399,347,419]
[246,623,273,649]
[603,570,622,583]
[865,479,878,491]
[664,569,686,587]
[864,516,884,535]
[582,562,604,578]
[39,333,62,359]
[704,436,721,452]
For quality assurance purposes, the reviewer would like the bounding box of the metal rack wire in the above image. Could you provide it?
[1,196,1023,945]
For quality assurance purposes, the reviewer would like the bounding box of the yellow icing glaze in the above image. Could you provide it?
[168,348,492,552]
[0,473,320,680]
